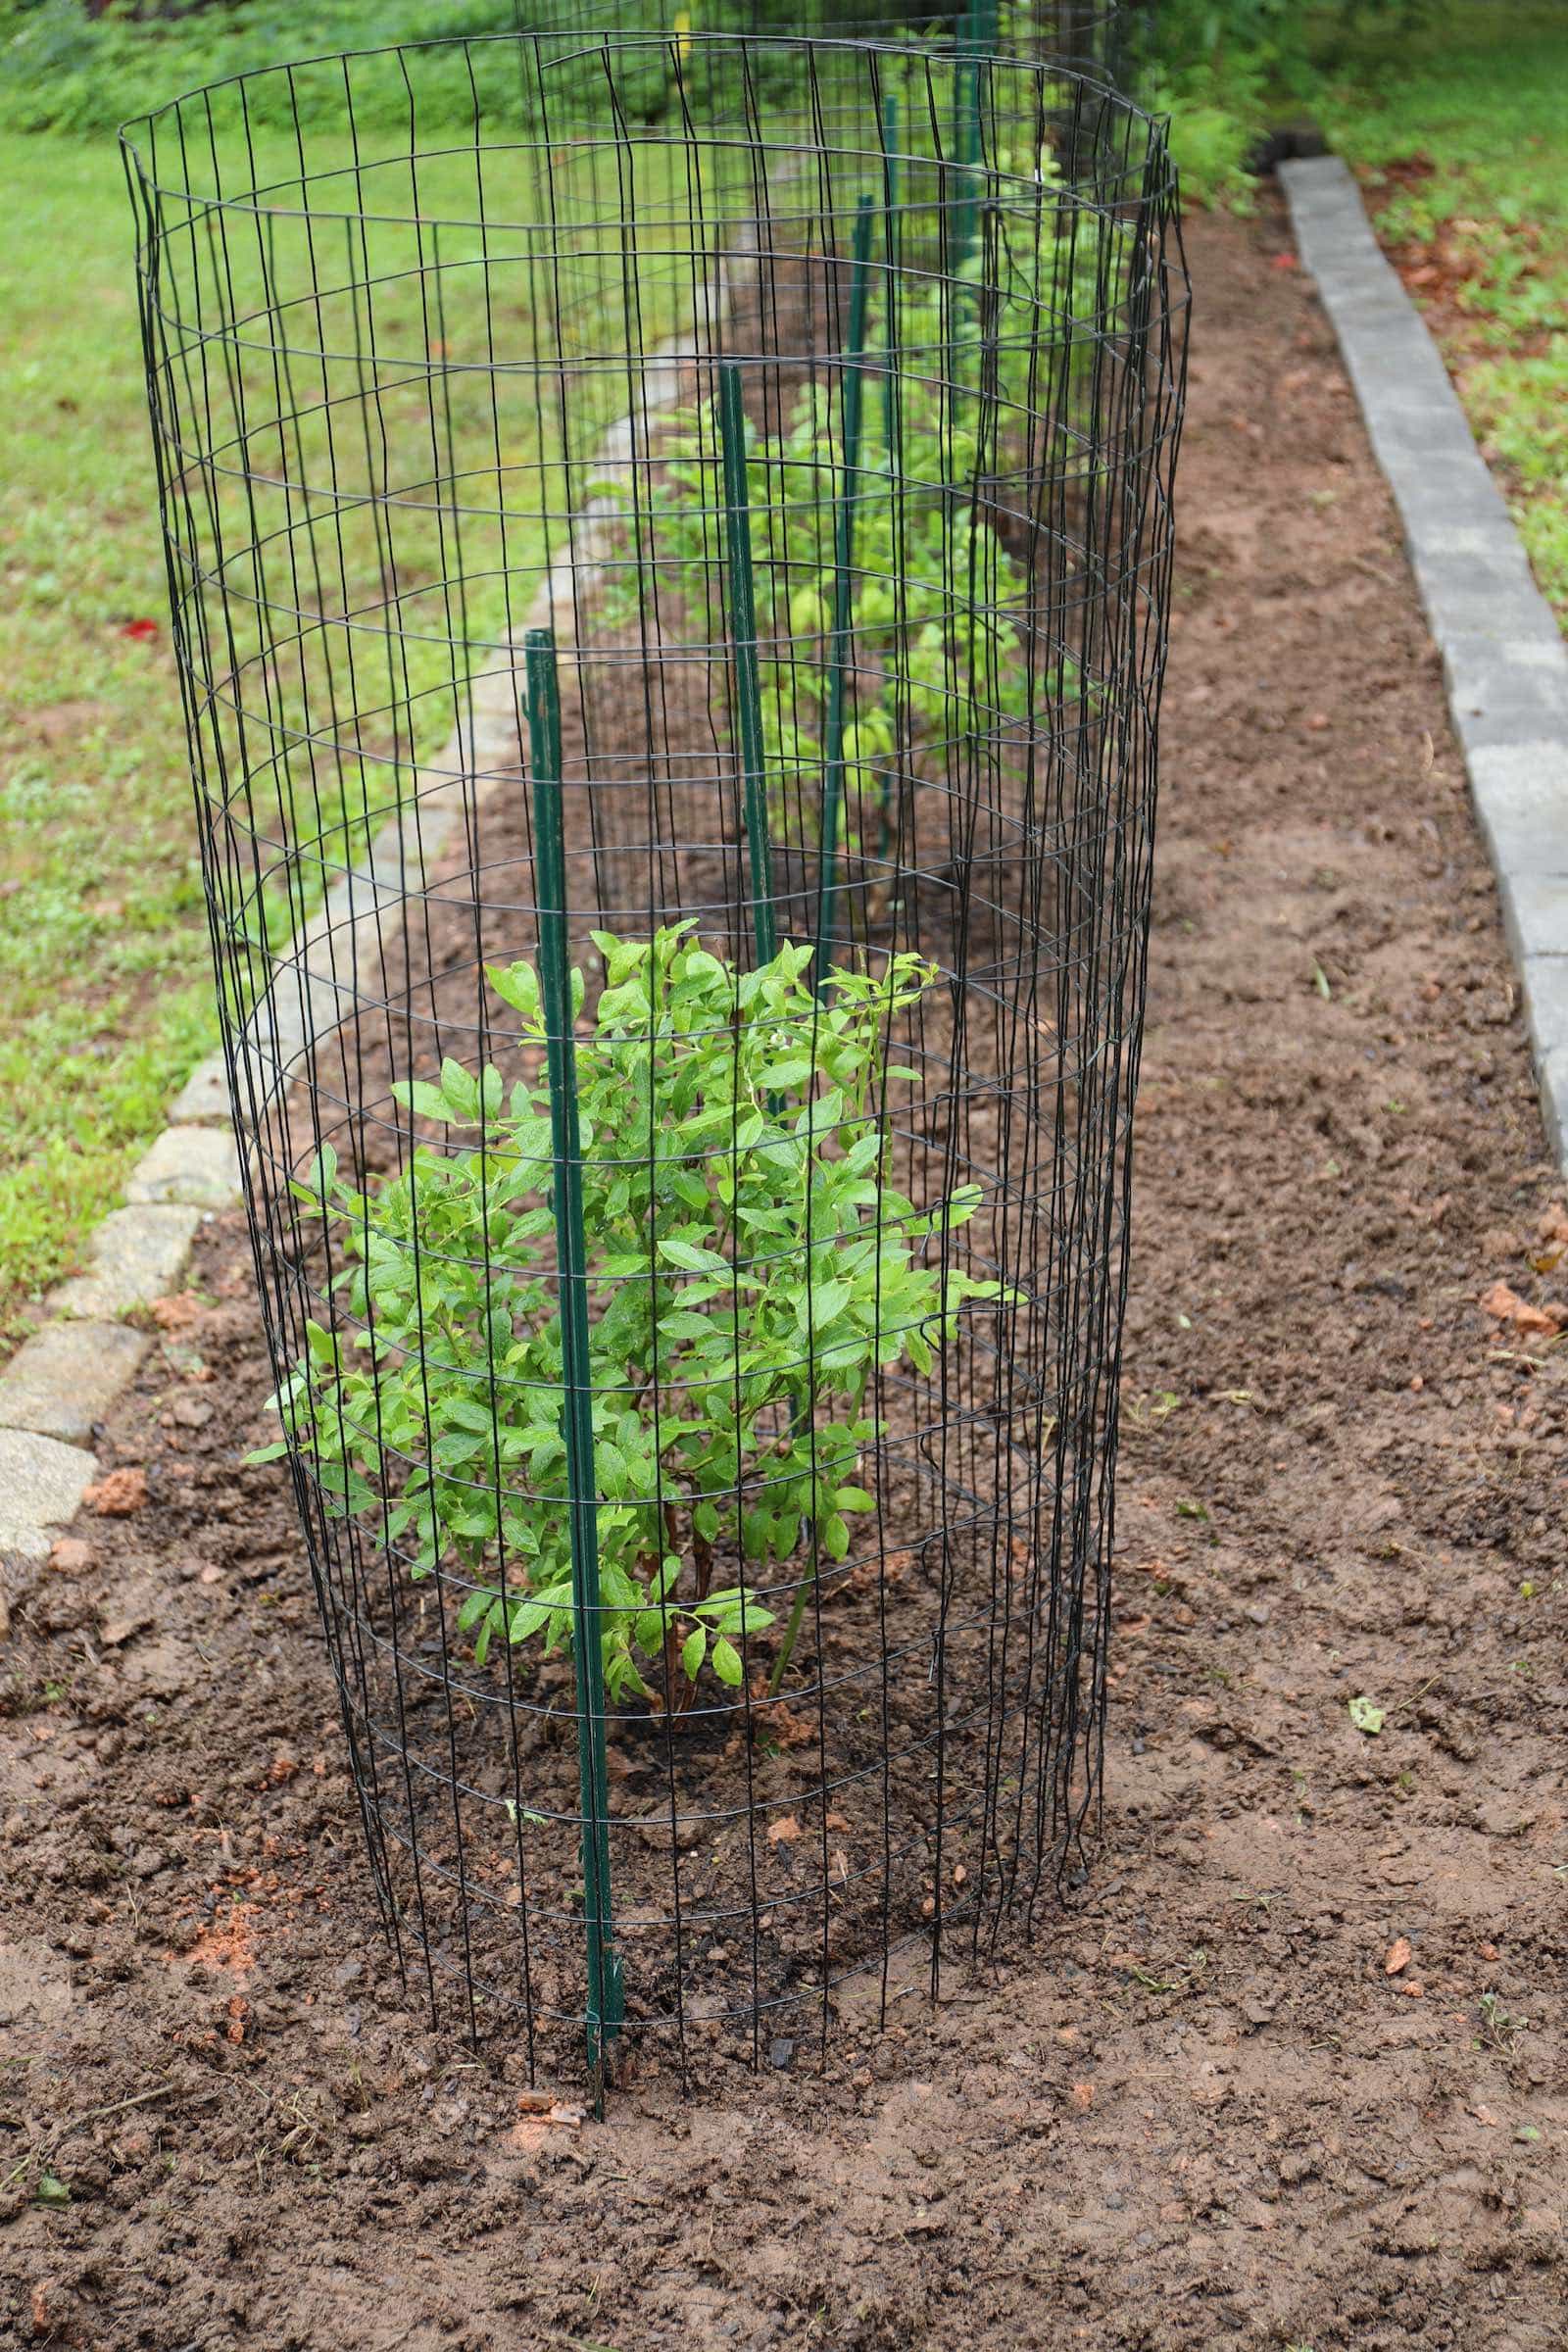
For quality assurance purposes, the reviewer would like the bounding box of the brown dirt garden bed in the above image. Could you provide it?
[1,197,1565,2352]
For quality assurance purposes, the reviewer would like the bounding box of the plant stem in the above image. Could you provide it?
[767,1567,815,1699]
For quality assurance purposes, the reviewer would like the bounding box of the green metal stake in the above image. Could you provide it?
[812,194,875,996]
[877,94,903,873]
[716,363,776,972]
[952,0,981,273]
[522,627,622,2093]
[880,93,901,468]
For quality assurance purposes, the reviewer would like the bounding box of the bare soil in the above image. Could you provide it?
[3,197,1566,2352]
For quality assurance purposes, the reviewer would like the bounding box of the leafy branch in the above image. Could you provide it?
[257,927,1003,1709]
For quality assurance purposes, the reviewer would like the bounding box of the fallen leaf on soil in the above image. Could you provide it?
[766,1815,802,1846]
[825,1811,850,1832]
[47,1539,92,1575]
[1069,2081,1095,2111]
[83,1467,148,1516]
[514,2090,584,2124]
[1479,1281,1563,1335]
[1348,1695,1385,1736]
[1385,1936,1411,1977]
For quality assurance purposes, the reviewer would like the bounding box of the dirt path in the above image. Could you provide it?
[2,200,1565,2352]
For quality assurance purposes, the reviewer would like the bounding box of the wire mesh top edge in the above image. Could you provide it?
[120,29,1176,227]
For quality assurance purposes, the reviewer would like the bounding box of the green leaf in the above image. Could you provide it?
[392,1078,457,1123]
[1348,1695,1384,1736]
[797,1279,851,1334]
[710,1636,744,1687]
[757,1054,813,1091]
[487,959,541,1021]
[440,1056,480,1123]
[661,1237,732,1278]
[680,1626,706,1682]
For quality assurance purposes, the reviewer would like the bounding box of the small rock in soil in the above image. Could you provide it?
[83,1466,149,1517]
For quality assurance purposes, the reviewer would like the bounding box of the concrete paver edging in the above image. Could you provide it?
[1281,155,1568,1170]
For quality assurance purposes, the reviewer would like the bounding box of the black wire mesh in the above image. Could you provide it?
[125,29,1187,2094]
[515,1,1151,87]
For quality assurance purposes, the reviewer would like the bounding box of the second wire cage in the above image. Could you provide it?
[126,30,1189,2089]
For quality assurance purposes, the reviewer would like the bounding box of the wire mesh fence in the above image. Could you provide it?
[125,28,1188,2095]
[514,1,1152,87]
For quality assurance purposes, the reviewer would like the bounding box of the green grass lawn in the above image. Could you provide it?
[0,135,217,1339]
[0,100,744,1345]
[1319,1,1568,624]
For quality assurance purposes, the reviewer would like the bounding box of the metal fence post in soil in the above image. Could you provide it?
[813,193,875,995]
[716,363,777,972]
[524,628,624,2087]
[125,30,1189,2091]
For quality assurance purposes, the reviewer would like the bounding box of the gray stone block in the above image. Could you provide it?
[1466,741,1568,858]
[0,1319,146,1446]
[50,1204,202,1321]
[1447,637,1568,751]
[1503,877,1568,972]
[125,1123,242,1210]
[1521,955,1568,1062]
[1397,477,1516,541]
[1540,1040,1568,1167]
[167,1053,231,1124]
[0,1429,99,1564]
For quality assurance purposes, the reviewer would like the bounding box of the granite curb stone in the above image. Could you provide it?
[50,1203,204,1321]
[1282,155,1568,1173]
[0,1429,100,1566]
[0,1321,150,1446]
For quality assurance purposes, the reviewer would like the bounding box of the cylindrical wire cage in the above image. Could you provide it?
[125,30,1187,2091]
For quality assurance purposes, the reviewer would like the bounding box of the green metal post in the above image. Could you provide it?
[952,0,981,272]
[877,94,902,871]
[812,194,874,994]
[716,364,776,972]
[522,627,622,2092]
[880,92,901,465]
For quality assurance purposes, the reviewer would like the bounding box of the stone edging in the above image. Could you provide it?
[0,265,739,1571]
[1281,155,1568,1171]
